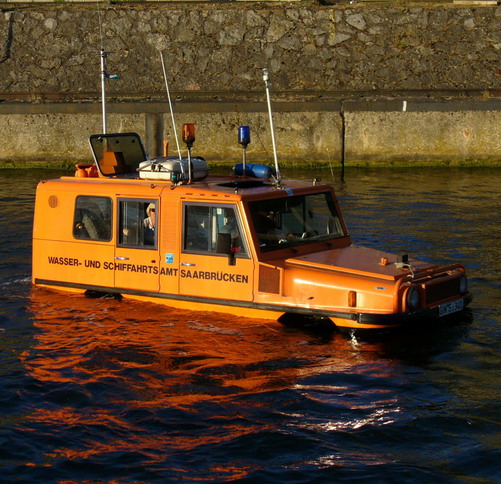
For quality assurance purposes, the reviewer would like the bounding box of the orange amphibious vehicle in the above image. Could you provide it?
[32,130,471,331]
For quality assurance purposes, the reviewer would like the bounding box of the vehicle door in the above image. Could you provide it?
[114,198,160,292]
[179,202,253,302]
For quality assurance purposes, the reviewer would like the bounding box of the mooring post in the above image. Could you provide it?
[340,104,346,173]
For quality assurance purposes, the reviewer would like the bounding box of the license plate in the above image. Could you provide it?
[439,299,464,317]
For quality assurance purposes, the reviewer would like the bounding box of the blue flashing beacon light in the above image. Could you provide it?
[238,126,251,174]
[238,126,251,147]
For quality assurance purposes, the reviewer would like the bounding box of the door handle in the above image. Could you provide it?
[115,256,130,261]
[181,262,196,266]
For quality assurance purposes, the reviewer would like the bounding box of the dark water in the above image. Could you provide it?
[1,167,500,483]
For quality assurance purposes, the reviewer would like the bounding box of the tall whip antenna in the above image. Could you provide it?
[99,50,119,134]
[97,1,107,133]
[97,2,117,134]
[100,49,107,134]
[262,68,281,184]
[160,51,182,161]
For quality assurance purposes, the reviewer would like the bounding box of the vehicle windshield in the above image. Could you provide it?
[249,191,344,252]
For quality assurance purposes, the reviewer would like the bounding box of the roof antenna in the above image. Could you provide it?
[100,49,108,134]
[160,51,182,162]
[262,68,281,185]
[97,2,118,134]
[99,49,118,135]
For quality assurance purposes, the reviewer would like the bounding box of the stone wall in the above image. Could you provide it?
[0,3,499,165]
[1,3,500,95]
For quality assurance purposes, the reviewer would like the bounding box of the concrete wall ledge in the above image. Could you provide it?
[1,100,499,168]
[0,97,499,114]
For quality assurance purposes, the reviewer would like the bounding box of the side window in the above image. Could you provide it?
[73,196,112,241]
[184,205,210,251]
[118,200,157,248]
[183,204,247,257]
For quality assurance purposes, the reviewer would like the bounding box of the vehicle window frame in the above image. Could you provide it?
[73,195,113,242]
[182,202,249,258]
[117,198,158,250]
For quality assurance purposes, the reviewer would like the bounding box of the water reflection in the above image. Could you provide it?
[27,288,361,406]
[21,287,475,478]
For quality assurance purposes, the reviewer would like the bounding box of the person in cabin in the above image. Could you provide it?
[220,210,241,252]
[143,203,156,245]
[220,210,239,238]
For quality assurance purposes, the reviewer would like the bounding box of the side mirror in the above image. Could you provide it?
[216,233,236,266]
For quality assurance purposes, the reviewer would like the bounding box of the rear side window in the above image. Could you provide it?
[73,196,112,241]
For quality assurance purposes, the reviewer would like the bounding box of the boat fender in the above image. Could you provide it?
[75,163,98,178]
[233,163,275,179]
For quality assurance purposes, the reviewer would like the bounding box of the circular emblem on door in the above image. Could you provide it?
[48,195,58,208]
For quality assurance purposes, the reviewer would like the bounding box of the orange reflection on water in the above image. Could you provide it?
[24,287,404,478]
[27,288,354,404]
